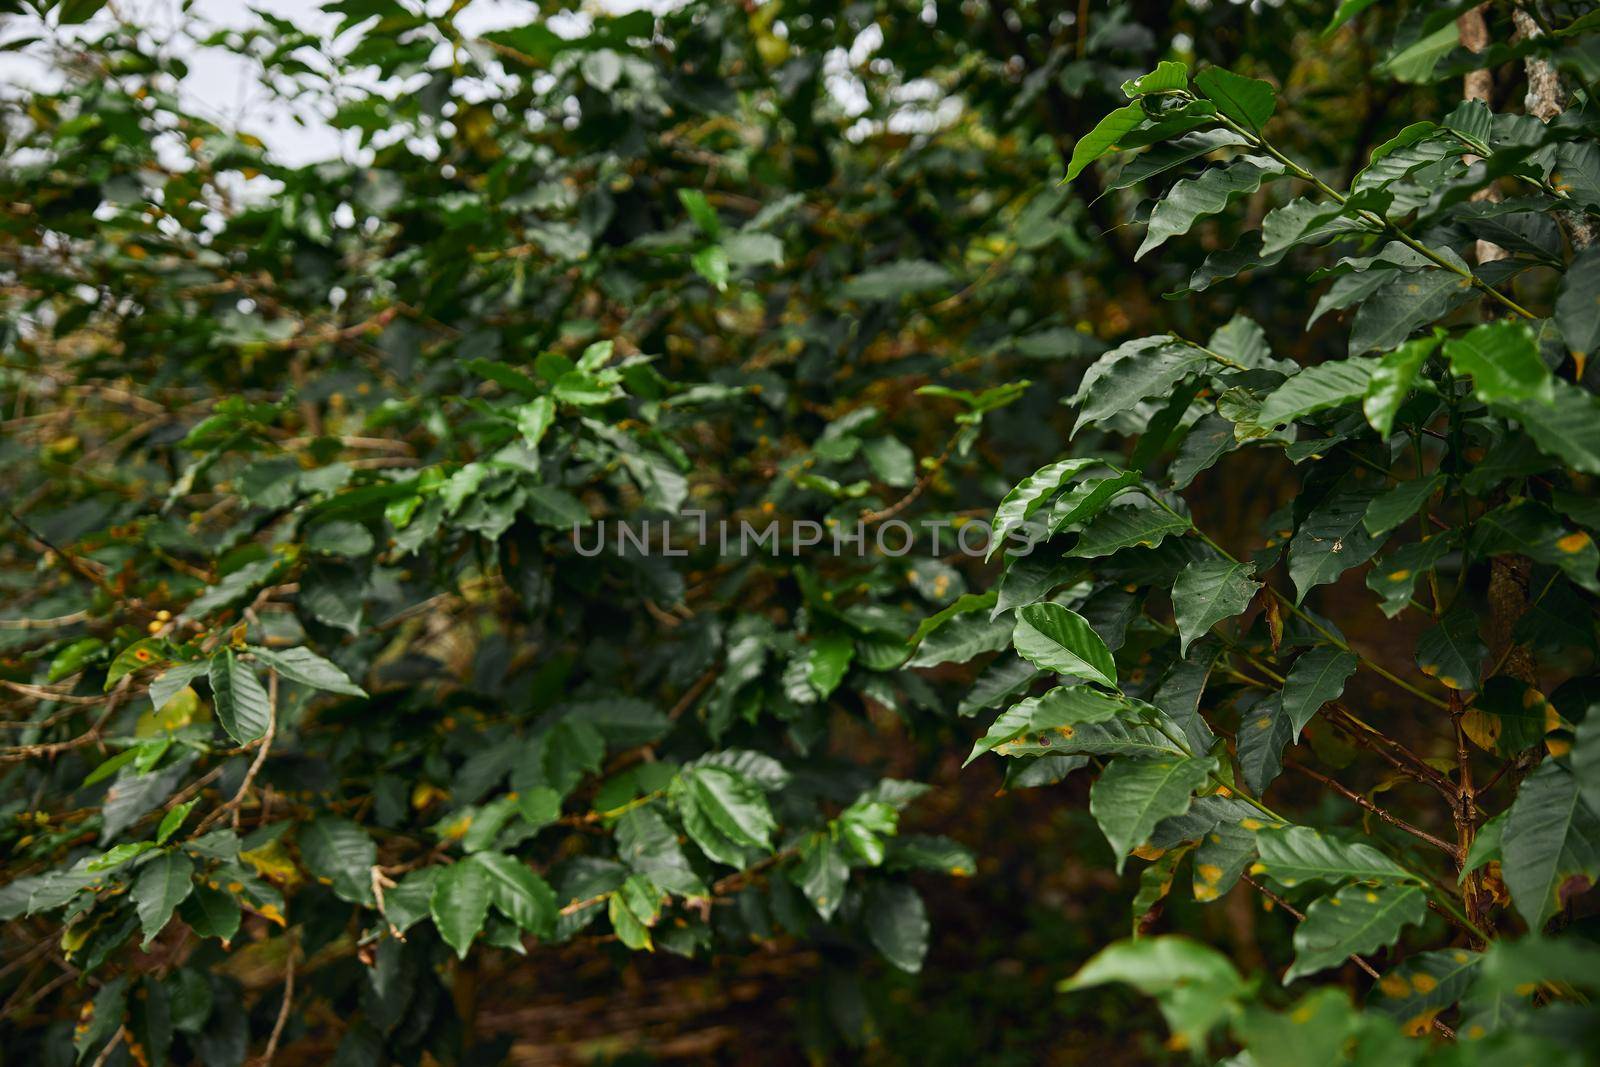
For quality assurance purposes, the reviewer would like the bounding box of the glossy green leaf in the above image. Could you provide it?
[1012,603,1118,687]
[990,458,1098,557]
[134,851,194,949]
[864,882,929,973]
[208,650,272,745]
[1070,503,1192,559]
[1363,333,1441,438]
[1286,883,1427,982]
[1414,605,1485,692]
[966,686,1135,765]
[1281,648,1357,740]
[1555,247,1600,360]
[1137,158,1282,260]
[298,817,377,906]
[1066,104,1148,181]
[1090,756,1217,873]
[1193,67,1277,132]
[247,645,366,697]
[1252,825,1416,889]
[1502,760,1600,929]
[1171,558,1260,655]
[1444,322,1553,405]
[1257,357,1378,429]
[431,858,492,959]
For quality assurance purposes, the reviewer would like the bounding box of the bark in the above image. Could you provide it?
[1458,7,1507,263]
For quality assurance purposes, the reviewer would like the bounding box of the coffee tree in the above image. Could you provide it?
[946,0,1600,1060]
[0,2,1070,1062]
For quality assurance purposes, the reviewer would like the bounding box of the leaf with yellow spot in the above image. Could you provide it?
[239,840,302,888]
[1285,883,1426,982]
[1415,605,1485,693]
[1367,948,1480,1033]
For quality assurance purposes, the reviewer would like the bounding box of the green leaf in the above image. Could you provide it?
[1066,103,1148,182]
[677,188,721,238]
[1287,478,1384,601]
[516,396,556,449]
[1555,247,1600,361]
[431,858,492,959]
[965,686,1136,765]
[1012,603,1118,688]
[1136,159,1282,260]
[1470,501,1600,594]
[841,259,953,301]
[1131,844,1192,933]
[75,976,128,1061]
[1444,322,1553,405]
[1260,197,1365,259]
[134,851,194,949]
[807,633,854,698]
[1382,20,1460,83]
[1281,648,1358,740]
[680,767,775,850]
[1237,694,1293,793]
[1169,413,1239,489]
[106,638,168,689]
[793,836,849,919]
[1497,377,1600,475]
[1193,67,1277,132]
[690,245,729,291]
[1369,949,1481,1035]
[247,646,366,697]
[615,807,704,897]
[208,650,272,745]
[1252,825,1415,889]
[156,799,196,846]
[1090,756,1217,873]
[1171,558,1260,655]
[1502,760,1600,930]
[149,661,208,713]
[298,817,377,906]
[1349,263,1477,354]
[1049,471,1143,532]
[1070,503,1192,559]
[1367,534,1455,618]
[905,609,1012,668]
[990,458,1098,557]
[1285,883,1427,982]
[1122,60,1189,98]
[179,883,242,942]
[1414,605,1485,692]
[1463,811,1507,879]
[908,590,997,648]
[1363,473,1443,537]
[305,519,374,556]
[608,877,657,950]
[1325,0,1383,33]
[863,882,929,973]
[1257,357,1378,429]
[1108,132,1250,197]
[1070,338,1207,431]
[473,851,557,938]
[1064,936,1245,1052]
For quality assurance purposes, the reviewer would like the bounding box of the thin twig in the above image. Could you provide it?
[1285,758,1460,857]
